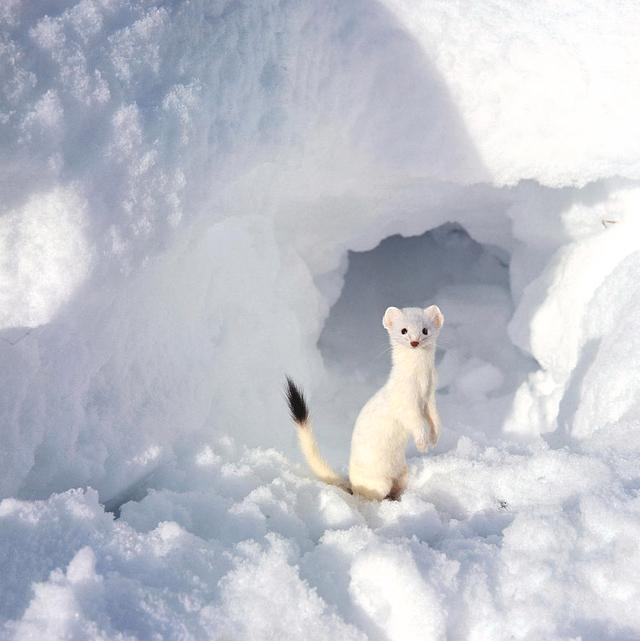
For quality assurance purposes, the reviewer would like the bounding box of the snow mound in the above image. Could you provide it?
[2,0,640,639]
[2,0,640,501]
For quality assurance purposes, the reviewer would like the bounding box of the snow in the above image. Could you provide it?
[2,439,638,640]
[0,187,93,328]
[389,1,640,186]
[2,0,640,639]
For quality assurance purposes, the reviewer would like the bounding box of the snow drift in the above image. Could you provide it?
[1,0,640,639]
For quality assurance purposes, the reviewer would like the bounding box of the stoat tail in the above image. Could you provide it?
[285,377,350,491]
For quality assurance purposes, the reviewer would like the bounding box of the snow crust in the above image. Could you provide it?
[1,1,640,639]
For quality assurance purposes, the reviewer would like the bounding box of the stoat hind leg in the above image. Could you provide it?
[387,467,408,501]
[350,471,393,501]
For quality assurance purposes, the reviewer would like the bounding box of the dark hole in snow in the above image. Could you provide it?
[315,223,536,453]
[319,222,532,389]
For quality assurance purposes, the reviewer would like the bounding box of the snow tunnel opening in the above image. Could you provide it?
[316,222,536,451]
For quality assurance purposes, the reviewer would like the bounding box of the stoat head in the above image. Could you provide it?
[382,305,444,351]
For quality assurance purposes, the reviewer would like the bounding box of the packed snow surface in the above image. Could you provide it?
[2,0,640,639]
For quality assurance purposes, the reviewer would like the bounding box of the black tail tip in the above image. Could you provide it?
[285,376,309,424]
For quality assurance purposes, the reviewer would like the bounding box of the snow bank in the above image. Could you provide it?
[2,436,639,640]
[387,0,640,186]
[506,187,640,438]
[2,0,640,638]
[2,0,639,500]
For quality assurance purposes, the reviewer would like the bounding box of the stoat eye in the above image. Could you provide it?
[401,328,407,335]
[422,328,428,335]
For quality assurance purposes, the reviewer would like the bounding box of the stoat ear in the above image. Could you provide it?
[383,306,402,330]
[424,305,444,329]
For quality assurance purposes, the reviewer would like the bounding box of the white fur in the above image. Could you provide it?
[296,424,351,491]
[348,305,443,499]
[293,305,443,501]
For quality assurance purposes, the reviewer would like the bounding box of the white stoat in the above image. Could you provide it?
[286,305,444,501]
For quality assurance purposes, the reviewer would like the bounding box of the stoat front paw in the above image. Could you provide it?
[415,431,429,452]
[429,425,440,447]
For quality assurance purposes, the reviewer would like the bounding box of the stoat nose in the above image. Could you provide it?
[410,341,419,348]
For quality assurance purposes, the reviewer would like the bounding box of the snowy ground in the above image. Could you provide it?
[2,430,640,640]
[2,1,640,640]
